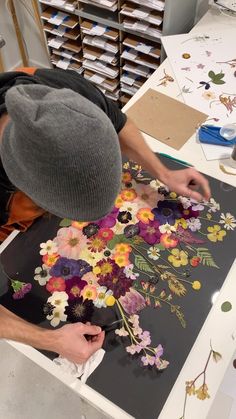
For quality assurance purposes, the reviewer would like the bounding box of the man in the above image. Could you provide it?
[0,67,210,364]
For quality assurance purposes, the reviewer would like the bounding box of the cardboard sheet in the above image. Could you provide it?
[126,88,208,150]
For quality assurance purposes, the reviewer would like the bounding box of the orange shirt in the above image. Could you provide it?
[0,67,46,242]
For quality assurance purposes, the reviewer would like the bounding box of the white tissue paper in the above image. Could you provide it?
[53,349,105,383]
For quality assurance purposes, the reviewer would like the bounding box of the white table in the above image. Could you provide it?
[1,5,236,419]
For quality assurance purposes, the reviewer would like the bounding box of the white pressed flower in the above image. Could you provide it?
[187,217,202,232]
[159,223,176,234]
[124,263,139,280]
[47,291,69,308]
[34,264,50,286]
[179,196,192,209]
[47,306,67,327]
[150,179,161,190]
[39,240,58,256]
[147,246,160,260]
[94,287,113,308]
[208,198,220,213]
[219,212,236,230]
[115,327,129,337]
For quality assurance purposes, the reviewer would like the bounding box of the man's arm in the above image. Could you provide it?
[118,118,211,201]
[0,305,104,363]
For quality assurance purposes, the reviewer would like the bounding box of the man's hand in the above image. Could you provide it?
[163,167,211,201]
[51,323,105,364]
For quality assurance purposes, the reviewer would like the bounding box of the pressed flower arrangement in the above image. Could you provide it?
[29,161,235,370]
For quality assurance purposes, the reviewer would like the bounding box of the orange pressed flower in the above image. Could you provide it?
[114,254,130,268]
[160,233,179,248]
[114,243,132,255]
[121,189,137,202]
[114,194,124,208]
[122,172,132,183]
[71,221,89,230]
[42,253,59,267]
[137,208,154,224]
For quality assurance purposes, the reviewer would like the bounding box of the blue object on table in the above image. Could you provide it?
[199,125,236,147]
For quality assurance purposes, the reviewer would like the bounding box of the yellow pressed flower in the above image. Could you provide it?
[71,221,89,230]
[105,295,116,306]
[174,218,188,229]
[207,225,226,242]
[206,213,212,220]
[93,266,101,275]
[168,248,188,267]
[123,162,130,169]
[192,281,201,290]
[169,192,177,199]
[114,254,130,267]
[122,172,132,183]
[186,381,195,396]
[195,384,210,400]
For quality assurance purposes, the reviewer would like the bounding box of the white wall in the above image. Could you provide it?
[0,0,50,71]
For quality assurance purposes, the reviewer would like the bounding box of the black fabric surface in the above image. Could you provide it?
[0,157,235,419]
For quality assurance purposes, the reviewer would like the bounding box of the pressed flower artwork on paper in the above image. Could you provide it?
[28,161,236,370]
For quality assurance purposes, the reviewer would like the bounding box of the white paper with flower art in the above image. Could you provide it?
[162,30,236,160]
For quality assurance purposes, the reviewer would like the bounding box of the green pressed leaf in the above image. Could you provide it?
[107,234,130,250]
[155,244,165,251]
[59,218,72,227]
[208,70,216,79]
[216,72,225,79]
[212,79,226,85]
[196,247,219,269]
[134,254,155,273]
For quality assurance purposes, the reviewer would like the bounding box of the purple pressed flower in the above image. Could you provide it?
[152,200,182,225]
[181,207,199,219]
[154,344,164,358]
[65,297,94,323]
[11,280,32,300]
[98,268,133,298]
[82,223,100,238]
[50,257,81,279]
[65,276,87,300]
[96,258,119,280]
[97,215,117,228]
[119,288,146,315]
[77,259,92,276]
[124,224,140,238]
[141,355,155,366]
[138,220,161,245]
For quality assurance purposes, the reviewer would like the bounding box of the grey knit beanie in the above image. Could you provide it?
[1,84,122,221]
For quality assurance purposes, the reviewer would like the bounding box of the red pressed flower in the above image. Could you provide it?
[97,228,114,242]
[98,268,132,298]
[46,277,66,293]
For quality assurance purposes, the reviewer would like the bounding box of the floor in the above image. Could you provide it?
[0,340,108,419]
[0,339,234,419]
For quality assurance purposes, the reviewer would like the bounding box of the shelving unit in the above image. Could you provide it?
[38,0,198,105]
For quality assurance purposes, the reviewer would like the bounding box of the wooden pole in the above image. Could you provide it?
[31,0,49,57]
[0,51,4,72]
[8,0,28,67]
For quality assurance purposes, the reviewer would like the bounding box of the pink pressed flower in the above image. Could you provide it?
[82,271,98,285]
[135,183,160,208]
[53,227,87,260]
[119,288,146,315]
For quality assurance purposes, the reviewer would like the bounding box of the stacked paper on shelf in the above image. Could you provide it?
[84,69,119,92]
[41,6,79,28]
[48,36,82,53]
[52,48,83,62]
[127,0,165,11]
[82,35,118,53]
[44,21,80,40]
[123,62,152,77]
[123,34,161,58]
[51,54,84,73]
[121,48,159,69]
[80,20,119,41]
[121,3,163,26]
[83,59,119,78]
[40,0,76,12]
[83,46,118,65]
[99,88,120,101]
[79,0,118,12]
[121,72,145,87]
[123,18,162,38]
[120,83,139,96]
